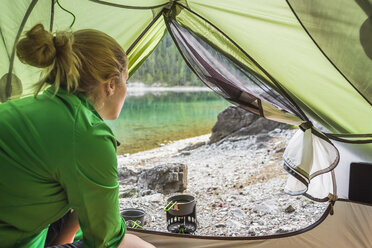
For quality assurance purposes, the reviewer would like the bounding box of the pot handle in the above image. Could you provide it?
[164,201,178,212]
[127,220,144,229]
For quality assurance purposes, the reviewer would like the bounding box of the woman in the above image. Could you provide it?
[0,24,155,248]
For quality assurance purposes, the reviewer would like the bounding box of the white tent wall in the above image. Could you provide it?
[129,201,372,248]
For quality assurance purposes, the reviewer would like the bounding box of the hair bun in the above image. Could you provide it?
[16,24,56,68]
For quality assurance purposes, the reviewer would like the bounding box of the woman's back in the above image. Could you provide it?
[0,23,155,248]
[0,86,119,247]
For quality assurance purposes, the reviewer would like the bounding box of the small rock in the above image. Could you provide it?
[227,219,243,229]
[257,143,266,149]
[274,128,281,133]
[275,148,285,153]
[248,228,256,236]
[253,200,279,214]
[285,205,295,213]
[178,141,206,152]
[140,189,153,196]
[142,193,163,203]
[119,188,139,198]
[215,223,226,228]
[275,225,293,234]
[230,208,245,219]
[255,134,272,143]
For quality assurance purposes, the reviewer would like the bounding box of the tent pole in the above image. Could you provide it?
[49,0,55,32]
[6,0,38,101]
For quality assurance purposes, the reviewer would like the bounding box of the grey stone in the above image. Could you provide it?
[178,141,206,152]
[215,223,227,228]
[247,227,256,236]
[255,134,272,143]
[230,208,245,219]
[285,205,295,213]
[227,219,243,229]
[253,200,279,214]
[257,143,266,150]
[209,106,259,144]
[275,226,293,234]
[119,188,139,198]
[118,163,188,194]
[118,167,139,183]
[141,193,163,203]
[140,189,154,196]
[275,147,285,153]
[209,106,288,144]
[138,163,188,194]
[232,118,287,137]
[180,151,191,156]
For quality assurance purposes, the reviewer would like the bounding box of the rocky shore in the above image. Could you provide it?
[117,107,329,236]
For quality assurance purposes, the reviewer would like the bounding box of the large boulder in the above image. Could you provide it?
[118,163,188,194]
[138,163,188,194]
[209,106,288,144]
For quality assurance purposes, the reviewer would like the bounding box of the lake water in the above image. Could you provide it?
[105,90,230,155]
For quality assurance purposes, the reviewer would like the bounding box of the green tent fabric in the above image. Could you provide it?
[288,0,372,105]
[1,0,372,246]
[2,0,371,134]
[183,0,372,135]
[0,0,167,98]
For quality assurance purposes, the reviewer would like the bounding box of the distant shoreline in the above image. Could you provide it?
[127,86,210,92]
[126,84,211,97]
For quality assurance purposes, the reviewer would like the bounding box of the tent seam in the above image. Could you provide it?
[0,27,10,61]
[88,0,169,10]
[285,0,372,107]
[126,10,164,55]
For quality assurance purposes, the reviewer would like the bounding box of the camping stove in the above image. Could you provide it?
[165,194,197,234]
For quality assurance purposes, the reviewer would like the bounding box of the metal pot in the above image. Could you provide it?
[166,194,195,216]
[120,208,146,227]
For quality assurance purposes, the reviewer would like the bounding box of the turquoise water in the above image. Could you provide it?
[105,91,230,155]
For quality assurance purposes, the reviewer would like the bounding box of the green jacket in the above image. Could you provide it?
[0,86,126,248]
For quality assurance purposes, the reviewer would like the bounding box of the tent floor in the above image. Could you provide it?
[129,201,372,248]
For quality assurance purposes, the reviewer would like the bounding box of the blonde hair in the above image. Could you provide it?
[16,24,127,96]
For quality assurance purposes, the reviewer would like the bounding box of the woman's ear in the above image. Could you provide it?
[105,78,116,96]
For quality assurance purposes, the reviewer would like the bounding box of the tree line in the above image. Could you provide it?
[129,32,203,86]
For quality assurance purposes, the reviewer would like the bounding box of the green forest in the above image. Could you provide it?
[128,32,204,86]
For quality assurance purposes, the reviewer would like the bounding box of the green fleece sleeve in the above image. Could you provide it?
[61,122,126,248]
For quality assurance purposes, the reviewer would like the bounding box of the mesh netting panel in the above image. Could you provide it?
[167,17,303,119]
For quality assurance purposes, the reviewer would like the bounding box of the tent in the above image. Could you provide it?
[1,0,372,247]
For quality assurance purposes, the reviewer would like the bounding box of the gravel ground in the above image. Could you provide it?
[117,128,328,236]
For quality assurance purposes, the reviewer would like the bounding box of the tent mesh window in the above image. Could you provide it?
[166,14,304,120]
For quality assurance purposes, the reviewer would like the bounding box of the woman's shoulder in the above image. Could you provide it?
[41,86,110,132]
